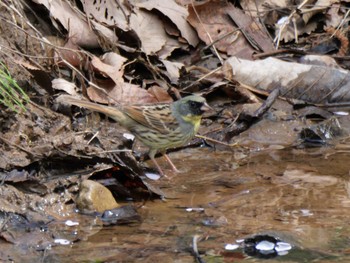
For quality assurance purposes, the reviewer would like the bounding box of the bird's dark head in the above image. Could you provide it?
[173,95,212,128]
[176,95,211,115]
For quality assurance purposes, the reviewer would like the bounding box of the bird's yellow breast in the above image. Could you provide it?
[181,114,202,132]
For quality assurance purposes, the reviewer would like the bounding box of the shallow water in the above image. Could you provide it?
[40,146,350,262]
[34,145,350,262]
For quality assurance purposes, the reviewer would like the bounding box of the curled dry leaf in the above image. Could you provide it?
[91,53,127,84]
[52,78,79,96]
[275,14,318,43]
[160,59,184,84]
[54,38,85,67]
[132,0,199,47]
[33,0,99,48]
[158,36,187,58]
[129,9,168,54]
[224,56,350,105]
[88,53,157,104]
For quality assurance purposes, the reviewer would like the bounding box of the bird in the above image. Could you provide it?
[61,95,212,176]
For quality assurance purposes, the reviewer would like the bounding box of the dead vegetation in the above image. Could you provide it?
[1,0,350,261]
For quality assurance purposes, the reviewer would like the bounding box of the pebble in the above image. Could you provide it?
[255,240,275,251]
[75,179,119,213]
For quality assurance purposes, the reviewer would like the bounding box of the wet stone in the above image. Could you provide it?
[101,205,141,225]
[75,180,119,213]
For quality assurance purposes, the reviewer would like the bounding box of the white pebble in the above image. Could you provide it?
[225,243,239,250]
[256,240,275,251]
[65,220,79,226]
[145,172,161,180]
[275,242,292,252]
[185,207,204,212]
[54,239,71,245]
[123,133,135,140]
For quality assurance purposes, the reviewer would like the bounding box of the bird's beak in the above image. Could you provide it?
[201,102,214,112]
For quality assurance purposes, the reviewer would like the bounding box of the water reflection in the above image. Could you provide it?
[47,147,350,262]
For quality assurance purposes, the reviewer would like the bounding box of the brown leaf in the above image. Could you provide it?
[88,53,157,104]
[129,9,168,54]
[91,53,127,84]
[188,0,254,58]
[147,85,173,102]
[226,5,274,53]
[33,0,99,47]
[133,0,199,47]
[87,84,157,105]
[81,0,130,31]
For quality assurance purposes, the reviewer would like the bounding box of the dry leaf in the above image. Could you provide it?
[226,5,274,53]
[225,56,350,105]
[240,0,290,18]
[147,85,173,102]
[130,9,168,54]
[52,78,79,96]
[188,0,252,57]
[33,0,99,48]
[91,53,127,84]
[81,0,130,31]
[160,59,184,84]
[87,84,157,105]
[132,0,199,47]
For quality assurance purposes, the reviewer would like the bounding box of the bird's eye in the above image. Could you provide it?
[189,101,197,108]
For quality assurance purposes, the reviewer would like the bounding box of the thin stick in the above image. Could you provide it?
[192,235,205,263]
[195,134,238,147]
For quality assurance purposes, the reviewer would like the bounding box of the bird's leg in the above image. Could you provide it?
[163,154,180,173]
[150,156,166,177]
[149,150,166,177]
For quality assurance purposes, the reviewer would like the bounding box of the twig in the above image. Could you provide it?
[274,0,309,48]
[201,29,239,52]
[190,1,223,65]
[331,8,350,38]
[195,134,238,147]
[183,66,223,91]
[87,131,100,145]
[192,235,205,263]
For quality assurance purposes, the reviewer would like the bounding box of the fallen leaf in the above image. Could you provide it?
[188,0,253,58]
[133,0,199,47]
[160,59,184,84]
[224,56,350,105]
[81,0,130,31]
[52,78,79,96]
[87,84,157,105]
[33,0,99,47]
[91,53,127,84]
[130,9,168,54]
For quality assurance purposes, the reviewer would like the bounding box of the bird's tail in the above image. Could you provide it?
[58,95,126,122]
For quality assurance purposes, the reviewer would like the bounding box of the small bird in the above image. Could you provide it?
[62,95,212,176]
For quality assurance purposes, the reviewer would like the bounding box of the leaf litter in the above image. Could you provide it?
[2,0,350,261]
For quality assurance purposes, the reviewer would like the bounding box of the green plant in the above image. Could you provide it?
[0,62,29,112]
